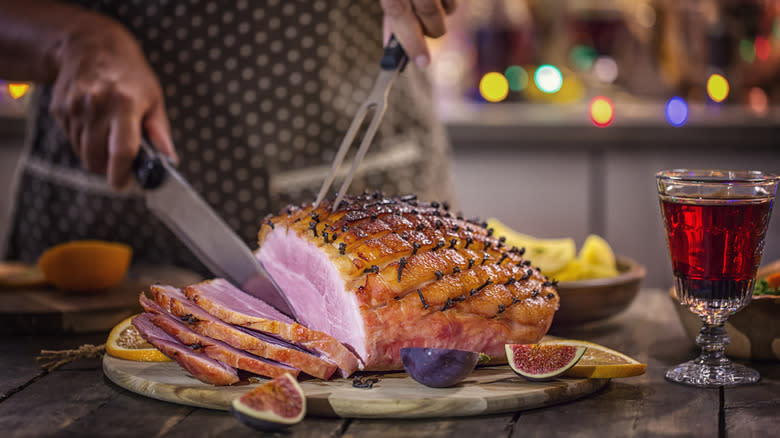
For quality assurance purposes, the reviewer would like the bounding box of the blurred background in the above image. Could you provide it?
[1,0,779,288]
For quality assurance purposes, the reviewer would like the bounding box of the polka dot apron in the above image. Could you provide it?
[2,0,454,274]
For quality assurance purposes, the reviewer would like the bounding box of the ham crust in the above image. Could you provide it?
[257,193,559,370]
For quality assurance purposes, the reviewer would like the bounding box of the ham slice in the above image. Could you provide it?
[183,278,360,377]
[139,294,300,380]
[131,313,239,386]
[257,193,560,370]
[149,284,338,380]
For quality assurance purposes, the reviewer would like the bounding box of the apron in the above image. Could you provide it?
[2,0,453,274]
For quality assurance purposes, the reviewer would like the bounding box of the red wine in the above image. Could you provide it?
[661,197,773,317]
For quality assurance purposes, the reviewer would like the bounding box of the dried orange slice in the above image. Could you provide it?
[0,262,47,288]
[106,315,170,362]
[542,339,646,378]
[38,240,132,291]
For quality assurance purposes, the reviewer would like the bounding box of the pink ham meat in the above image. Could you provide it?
[131,313,239,386]
[257,193,560,370]
[183,278,360,377]
[139,294,299,380]
[149,284,337,380]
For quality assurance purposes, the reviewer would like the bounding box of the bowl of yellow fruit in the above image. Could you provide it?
[489,220,646,326]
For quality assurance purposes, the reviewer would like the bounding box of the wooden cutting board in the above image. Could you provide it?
[0,265,201,334]
[103,355,608,418]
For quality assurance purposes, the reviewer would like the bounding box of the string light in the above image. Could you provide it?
[706,74,729,103]
[534,65,563,94]
[754,37,770,61]
[739,39,755,63]
[665,97,688,127]
[504,66,529,92]
[589,96,614,127]
[479,72,509,103]
[748,87,768,116]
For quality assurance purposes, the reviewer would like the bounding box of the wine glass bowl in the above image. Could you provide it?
[657,169,779,387]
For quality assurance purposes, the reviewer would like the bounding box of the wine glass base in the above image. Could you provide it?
[665,360,760,387]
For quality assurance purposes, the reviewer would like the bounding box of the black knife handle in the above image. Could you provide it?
[380,34,408,72]
[132,135,167,189]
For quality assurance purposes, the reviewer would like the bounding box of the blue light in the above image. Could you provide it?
[665,97,688,127]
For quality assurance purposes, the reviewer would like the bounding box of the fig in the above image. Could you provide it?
[400,347,480,388]
[231,373,305,430]
[505,344,586,381]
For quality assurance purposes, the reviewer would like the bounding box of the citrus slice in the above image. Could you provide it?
[578,234,616,269]
[38,240,132,292]
[542,339,646,378]
[106,315,171,362]
[488,219,576,275]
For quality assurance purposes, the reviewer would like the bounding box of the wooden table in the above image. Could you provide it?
[1,288,777,437]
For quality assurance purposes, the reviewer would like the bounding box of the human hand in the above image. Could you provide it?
[50,21,175,189]
[380,0,457,69]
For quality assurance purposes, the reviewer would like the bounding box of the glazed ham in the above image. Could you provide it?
[182,279,360,377]
[131,313,239,385]
[257,193,560,371]
[149,284,338,379]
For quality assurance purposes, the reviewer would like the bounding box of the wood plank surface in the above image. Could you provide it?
[0,288,775,437]
[0,265,201,335]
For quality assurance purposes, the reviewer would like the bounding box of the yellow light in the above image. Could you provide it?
[589,96,614,127]
[479,72,509,103]
[706,74,729,103]
[8,83,29,99]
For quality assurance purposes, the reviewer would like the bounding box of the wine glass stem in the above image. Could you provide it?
[695,321,730,366]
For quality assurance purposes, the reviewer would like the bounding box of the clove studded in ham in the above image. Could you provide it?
[131,313,239,386]
[139,294,300,380]
[257,193,560,371]
[182,278,360,377]
[149,284,338,380]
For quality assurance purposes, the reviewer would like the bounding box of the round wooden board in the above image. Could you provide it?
[103,355,608,419]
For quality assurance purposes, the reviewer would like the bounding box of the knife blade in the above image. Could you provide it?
[132,138,298,320]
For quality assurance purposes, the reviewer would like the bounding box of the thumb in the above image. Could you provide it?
[143,101,178,165]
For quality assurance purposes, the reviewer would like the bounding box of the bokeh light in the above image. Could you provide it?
[706,74,729,103]
[739,39,755,63]
[589,96,614,127]
[479,72,509,103]
[534,65,563,94]
[569,45,597,71]
[754,37,770,61]
[748,87,768,116]
[665,97,688,127]
[504,66,529,92]
[636,2,656,28]
[8,83,29,99]
[593,56,619,83]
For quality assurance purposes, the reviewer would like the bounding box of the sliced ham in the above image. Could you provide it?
[139,294,300,380]
[149,284,338,380]
[183,278,360,377]
[257,193,560,370]
[131,313,239,386]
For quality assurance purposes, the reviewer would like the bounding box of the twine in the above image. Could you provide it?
[36,344,106,372]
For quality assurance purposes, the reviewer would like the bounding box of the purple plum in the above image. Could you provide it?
[400,347,480,388]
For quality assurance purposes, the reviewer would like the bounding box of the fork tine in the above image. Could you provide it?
[312,103,372,209]
[330,103,387,213]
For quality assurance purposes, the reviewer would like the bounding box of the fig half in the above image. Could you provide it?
[231,373,305,430]
[505,344,586,381]
[400,347,480,388]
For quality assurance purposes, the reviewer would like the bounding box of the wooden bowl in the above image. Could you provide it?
[670,260,780,361]
[552,256,646,326]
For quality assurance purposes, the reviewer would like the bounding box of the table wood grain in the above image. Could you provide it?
[0,288,777,437]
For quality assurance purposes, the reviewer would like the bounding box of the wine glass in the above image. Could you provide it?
[657,169,779,387]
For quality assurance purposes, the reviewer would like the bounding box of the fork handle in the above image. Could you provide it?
[380,34,408,72]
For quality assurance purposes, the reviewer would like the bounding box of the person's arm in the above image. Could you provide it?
[380,0,456,68]
[0,0,175,189]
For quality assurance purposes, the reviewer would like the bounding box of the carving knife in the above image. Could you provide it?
[132,139,298,320]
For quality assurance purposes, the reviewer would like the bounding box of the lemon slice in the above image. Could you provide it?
[578,235,617,270]
[542,339,646,378]
[106,315,171,362]
[488,219,576,275]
